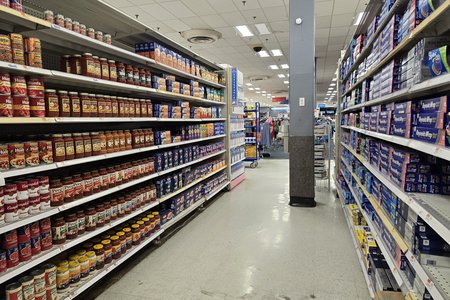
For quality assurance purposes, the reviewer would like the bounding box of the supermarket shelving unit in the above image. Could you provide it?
[336,0,450,299]
[314,117,332,190]
[0,1,230,296]
[244,102,260,168]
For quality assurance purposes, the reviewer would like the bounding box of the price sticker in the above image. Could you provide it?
[425,213,432,221]
[7,63,17,68]
[425,278,433,288]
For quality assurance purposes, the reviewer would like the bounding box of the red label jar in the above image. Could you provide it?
[108,60,117,81]
[51,217,66,244]
[63,133,75,160]
[80,93,90,117]
[69,54,81,75]
[62,176,74,203]
[49,179,64,207]
[45,89,59,117]
[116,61,126,83]
[73,133,84,158]
[82,133,92,157]
[69,91,81,117]
[58,91,70,117]
[72,174,83,200]
[89,94,98,117]
[65,213,78,239]
[82,172,93,196]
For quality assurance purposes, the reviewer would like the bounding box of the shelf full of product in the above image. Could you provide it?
[337,0,450,298]
[0,1,231,299]
[244,102,260,168]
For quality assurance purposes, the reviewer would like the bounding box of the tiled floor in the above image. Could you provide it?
[96,159,370,300]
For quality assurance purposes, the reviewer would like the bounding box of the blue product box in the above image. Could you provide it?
[415,234,450,253]
[412,126,445,145]
[391,124,411,137]
[418,96,449,113]
[414,112,445,128]
[428,46,450,77]
[393,101,415,114]
[391,112,413,125]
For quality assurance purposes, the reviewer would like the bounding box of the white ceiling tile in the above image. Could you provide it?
[330,26,349,37]
[233,0,261,10]
[333,0,358,14]
[200,15,229,28]
[163,19,191,32]
[129,0,155,5]
[160,1,196,18]
[104,0,134,7]
[315,38,329,46]
[316,28,330,38]
[180,0,216,15]
[357,0,369,12]
[140,4,176,20]
[327,44,344,51]
[240,8,268,23]
[274,32,289,42]
[207,0,239,13]
[270,21,288,33]
[331,13,354,27]
[315,1,333,17]
[258,0,284,7]
[263,6,288,22]
[221,11,247,26]
[215,27,239,38]
[316,15,332,28]
[153,23,177,34]
[225,37,247,46]
[181,17,211,28]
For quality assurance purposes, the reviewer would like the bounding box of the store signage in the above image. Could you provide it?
[272,97,286,103]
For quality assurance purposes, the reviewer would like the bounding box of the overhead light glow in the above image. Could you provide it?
[255,87,260,90]
[262,91,266,93]
[280,64,289,69]
[354,12,364,25]
[258,50,269,57]
[248,88,254,90]
[330,83,336,86]
[328,88,333,90]
[269,65,279,70]
[270,49,283,56]
[255,23,271,35]
[235,25,254,37]
[283,81,289,84]
[332,78,337,81]
[268,94,271,96]
[256,91,261,94]
[278,74,286,78]
[246,83,252,86]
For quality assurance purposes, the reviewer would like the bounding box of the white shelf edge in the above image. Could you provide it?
[230,141,246,148]
[230,157,246,167]
[161,198,205,230]
[341,142,450,245]
[205,181,229,201]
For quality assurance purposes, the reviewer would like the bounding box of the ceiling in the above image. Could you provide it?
[102,0,367,106]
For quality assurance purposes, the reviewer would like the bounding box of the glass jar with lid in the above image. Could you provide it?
[69,92,81,117]
[104,95,112,117]
[110,96,119,117]
[108,60,117,81]
[80,53,95,77]
[45,89,60,117]
[80,93,91,117]
[82,133,92,157]
[96,94,105,117]
[93,56,101,79]
[89,94,98,117]
[100,58,109,80]
[58,90,71,117]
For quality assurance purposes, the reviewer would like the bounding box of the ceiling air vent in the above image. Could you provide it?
[248,75,271,82]
[181,29,222,44]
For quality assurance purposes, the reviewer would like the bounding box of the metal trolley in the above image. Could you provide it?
[244,102,260,168]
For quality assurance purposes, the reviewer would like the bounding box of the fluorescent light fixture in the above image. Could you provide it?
[256,91,261,94]
[280,64,289,69]
[270,49,283,56]
[255,87,260,90]
[328,88,333,91]
[235,25,254,37]
[246,83,252,86]
[255,23,271,35]
[278,74,286,78]
[354,12,364,25]
[262,91,266,93]
[269,65,279,70]
[332,78,337,81]
[267,94,271,96]
[283,81,289,84]
[330,83,336,87]
[248,88,254,90]
[258,50,269,57]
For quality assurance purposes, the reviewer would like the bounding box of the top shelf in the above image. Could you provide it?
[0,5,225,89]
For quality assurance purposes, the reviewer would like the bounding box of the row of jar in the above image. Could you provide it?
[44,10,112,45]
[0,34,42,69]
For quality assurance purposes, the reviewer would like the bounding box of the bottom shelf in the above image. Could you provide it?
[230,173,246,189]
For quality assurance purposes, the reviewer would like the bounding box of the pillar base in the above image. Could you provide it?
[289,196,316,207]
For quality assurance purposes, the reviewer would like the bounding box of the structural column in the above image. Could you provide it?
[289,0,316,207]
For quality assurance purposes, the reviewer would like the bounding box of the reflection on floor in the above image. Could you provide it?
[95,159,370,300]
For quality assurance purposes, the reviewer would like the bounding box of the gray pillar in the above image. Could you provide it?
[288,0,316,207]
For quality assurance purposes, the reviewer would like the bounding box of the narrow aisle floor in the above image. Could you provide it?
[97,159,370,300]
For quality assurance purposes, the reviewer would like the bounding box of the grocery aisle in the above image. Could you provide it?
[96,159,370,300]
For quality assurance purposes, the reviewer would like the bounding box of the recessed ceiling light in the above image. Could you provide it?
[262,91,266,93]
[278,74,286,78]
[255,23,271,35]
[255,87,260,90]
[271,49,283,56]
[354,12,364,26]
[235,25,254,37]
[328,88,333,91]
[283,81,289,84]
[269,65,279,70]
[256,91,261,94]
[332,78,337,81]
[246,83,252,86]
[258,50,269,57]
[330,83,336,86]
[280,64,289,69]
[248,88,254,90]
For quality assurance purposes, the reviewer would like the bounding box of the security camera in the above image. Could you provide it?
[253,46,263,53]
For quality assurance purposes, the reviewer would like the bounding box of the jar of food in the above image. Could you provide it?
[63,133,75,160]
[116,231,126,254]
[91,170,101,193]
[125,130,132,150]
[93,56,101,79]
[128,98,136,117]
[131,130,140,148]
[146,99,152,116]
[125,64,134,85]
[96,204,105,227]
[70,55,81,75]
[82,132,92,156]
[89,94,98,117]
[44,10,54,23]
[117,97,125,117]
[68,260,80,285]
[84,207,96,231]
[103,95,112,117]
[72,174,83,200]
[51,217,66,244]
[118,131,126,151]
[110,96,119,117]
[65,213,78,239]
[45,89,59,117]
[100,58,109,80]
[104,34,112,45]
[136,220,145,240]
[62,176,74,203]
[138,68,146,86]
[117,196,125,217]
[134,99,141,117]
[148,214,155,234]
[80,24,87,35]
[56,266,69,292]
[131,224,140,245]
[91,132,102,155]
[96,94,105,117]
[140,99,147,117]
[112,131,120,152]
[76,210,85,235]
[116,61,126,83]
[98,131,107,154]
[87,27,95,38]
[101,239,112,264]
[80,53,95,77]
[61,55,71,73]
[95,31,103,42]
[82,172,93,196]
[58,90,71,117]
[64,17,72,30]
[49,179,64,207]
[78,255,89,280]
[93,244,104,270]
[55,14,65,27]
[111,235,121,259]
[86,250,96,273]
[80,93,91,117]
[108,166,116,187]
[105,131,114,153]
[143,217,151,237]
[108,60,117,81]
[73,133,84,159]
[69,91,81,117]
[152,212,160,230]
[110,199,118,220]
[42,263,56,287]
[98,168,109,191]
[145,70,152,87]
[133,67,140,85]
[72,21,80,33]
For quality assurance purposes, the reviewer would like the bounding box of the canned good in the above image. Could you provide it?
[30,269,46,293]
[18,275,34,300]
[43,263,57,286]
[5,282,23,300]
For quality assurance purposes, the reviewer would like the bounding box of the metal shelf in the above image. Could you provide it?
[341,142,450,246]
[230,157,245,167]
[230,172,246,189]
[342,1,450,96]
[0,150,226,235]
[342,73,450,112]
[161,198,205,230]
[0,117,226,124]
[230,128,245,132]
[230,141,246,149]
[205,181,229,201]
